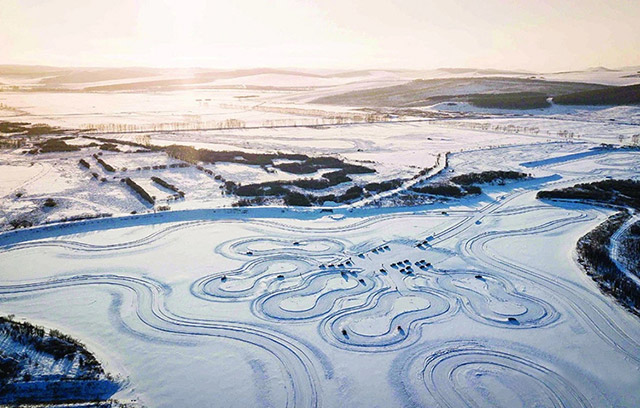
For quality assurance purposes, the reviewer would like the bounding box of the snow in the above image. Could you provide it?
[2,178,640,406]
[0,163,43,196]
[1,75,640,407]
[540,68,640,86]
[433,102,640,126]
[610,214,640,287]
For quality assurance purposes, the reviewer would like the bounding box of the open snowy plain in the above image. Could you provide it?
[0,68,639,406]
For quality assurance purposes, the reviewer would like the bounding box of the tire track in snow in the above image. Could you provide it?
[0,274,323,408]
[391,341,606,408]
[459,211,640,364]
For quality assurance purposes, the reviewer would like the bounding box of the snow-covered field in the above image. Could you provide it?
[1,140,640,406]
[1,70,640,406]
[0,90,340,130]
[1,154,639,406]
[0,119,552,226]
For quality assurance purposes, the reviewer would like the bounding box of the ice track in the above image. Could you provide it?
[0,274,322,408]
[461,218,640,364]
[1,184,639,406]
[191,227,557,352]
[391,341,607,408]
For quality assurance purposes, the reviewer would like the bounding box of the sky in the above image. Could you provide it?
[1,0,639,72]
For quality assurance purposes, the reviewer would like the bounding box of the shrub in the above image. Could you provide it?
[43,198,57,207]
[364,179,403,192]
[79,159,90,169]
[34,139,80,153]
[0,316,106,381]
[151,176,182,195]
[224,181,237,193]
[412,183,464,198]
[93,155,115,172]
[338,186,364,202]
[236,183,288,197]
[164,145,374,177]
[164,145,307,166]
[0,356,20,380]
[34,337,77,359]
[322,170,352,185]
[9,219,32,229]
[232,197,265,207]
[537,179,640,210]
[291,178,332,190]
[0,121,30,134]
[450,171,528,185]
[84,135,150,149]
[275,157,375,175]
[125,178,155,205]
[464,185,482,195]
[99,143,120,152]
[576,211,640,314]
[25,123,64,136]
[284,192,312,206]
[310,194,337,205]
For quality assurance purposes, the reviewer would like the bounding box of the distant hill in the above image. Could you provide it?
[313,77,608,107]
[0,66,331,91]
[2,65,638,101]
[82,68,329,91]
[553,84,640,105]
[0,64,69,78]
[436,68,532,75]
[586,66,619,72]
[40,68,158,85]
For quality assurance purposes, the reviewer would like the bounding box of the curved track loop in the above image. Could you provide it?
[216,236,346,261]
[193,257,318,302]
[319,265,558,352]
[458,208,640,363]
[0,275,321,408]
[190,225,557,352]
[320,287,455,351]
[0,220,213,254]
[410,269,558,328]
[253,270,379,322]
[391,341,605,408]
